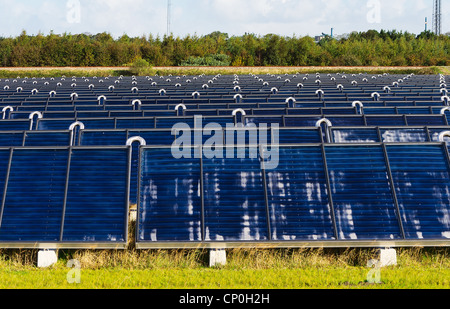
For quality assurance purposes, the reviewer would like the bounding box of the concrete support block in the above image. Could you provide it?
[379,248,397,267]
[37,249,58,268]
[209,249,226,267]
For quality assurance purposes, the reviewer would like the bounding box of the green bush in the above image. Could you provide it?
[180,53,231,66]
[129,58,153,76]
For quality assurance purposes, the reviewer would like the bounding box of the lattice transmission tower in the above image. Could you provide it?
[432,0,442,35]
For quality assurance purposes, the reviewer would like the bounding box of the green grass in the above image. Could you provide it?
[1,247,450,289]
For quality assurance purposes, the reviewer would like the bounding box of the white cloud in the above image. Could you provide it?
[0,0,445,38]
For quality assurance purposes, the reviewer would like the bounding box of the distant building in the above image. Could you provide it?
[314,35,325,43]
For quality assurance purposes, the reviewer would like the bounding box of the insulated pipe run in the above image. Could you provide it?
[126,136,147,147]
[2,106,14,120]
[97,96,107,105]
[438,131,450,143]
[28,111,43,131]
[371,92,381,101]
[132,99,142,111]
[285,97,296,108]
[174,104,187,116]
[69,121,85,146]
[232,108,246,126]
[234,93,243,103]
[440,107,450,115]
[316,89,324,99]
[315,118,333,143]
[352,101,364,115]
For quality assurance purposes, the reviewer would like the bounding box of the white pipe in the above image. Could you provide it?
[174,104,187,112]
[232,108,246,116]
[438,131,450,143]
[2,106,14,119]
[97,95,107,105]
[440,107,450,115]
[285,97,296,104]
[352,101,364,114]
[126,136,147,146]
[28,111,43,130]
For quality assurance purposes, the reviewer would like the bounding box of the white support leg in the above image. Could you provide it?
[379,248,397,267]
[37,249,58,268]
[209,249,226,267]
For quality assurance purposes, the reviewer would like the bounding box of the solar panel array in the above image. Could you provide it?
[0,72,449,249]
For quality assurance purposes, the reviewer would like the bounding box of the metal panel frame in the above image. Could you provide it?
[0,146,131,249]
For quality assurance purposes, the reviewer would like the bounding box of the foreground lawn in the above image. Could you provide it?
[1,248,450,289]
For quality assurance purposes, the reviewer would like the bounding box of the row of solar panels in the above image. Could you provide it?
[4,105,450,119]
[0,127,449,146]
[0,114,449,131]
[1,89,446,99]
[136,143,450,248]
[1,142,450,249]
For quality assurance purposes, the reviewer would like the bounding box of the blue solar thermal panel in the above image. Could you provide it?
[265,146,335,241]
[325,146,402,240]
[406,115,447,126]
[0,149,12,211]
[24,131,72,146]
[363,107,397,115]
[386,145,450,240]
[129,130,176,146]
[62,148,129,242]
[138,147,202,242]
[0,120,31,131]
[380,128,429,143]
[78,118,115,129]
[37,119,74,131]
[203,147,268,242]
[0,149,68,242]
[245,116,284,127]
[80,130,128,146]
[365,116,406,126]
[284,116,319,127]
[155,117,194,129]
[326,116,365,126]
[332,128,379,143]
[276,128,322,144]
[0,132,24,146]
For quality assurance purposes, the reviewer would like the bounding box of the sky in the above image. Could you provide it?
[0,0,448,38]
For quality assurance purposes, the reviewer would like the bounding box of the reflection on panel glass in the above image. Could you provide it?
[266,146,335,241]
[387,145,450,240]
[326,145,402,240]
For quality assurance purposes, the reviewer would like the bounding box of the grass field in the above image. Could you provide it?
[0,66,447,78]
[1,247,450,289]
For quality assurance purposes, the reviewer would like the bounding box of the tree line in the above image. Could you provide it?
[0,30,448,67]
